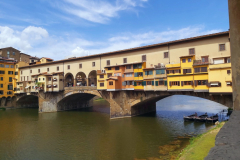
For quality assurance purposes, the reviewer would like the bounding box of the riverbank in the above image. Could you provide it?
[177,122,225,160]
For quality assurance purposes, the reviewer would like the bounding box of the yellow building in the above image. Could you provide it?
[208,56,232,94]
[97,70,107,90]
[134,62,145,90]
[0,58,16,98]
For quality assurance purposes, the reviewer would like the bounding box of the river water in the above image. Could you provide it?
[0,95,228,160]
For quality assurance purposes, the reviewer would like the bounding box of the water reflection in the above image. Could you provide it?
[0,95,228,160]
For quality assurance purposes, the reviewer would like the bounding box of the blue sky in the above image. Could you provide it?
[0,0,229,60]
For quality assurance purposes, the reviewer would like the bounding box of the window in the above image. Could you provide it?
[123,58,127,63]
[0,84,3,88]
[39,78,41,81]
[126,65,131,69]
[189,48,195,55]
[38,69,40,73]
[10,65,14,68]
[170,81,180,86]
[92,62,95,67]
[115,67,119,70]
[100,75,104,78]
[8,85,13,90]
[156,70,165,75]
[159,81,164,85]
[194,68,200,73]
[47,68,49,72]
[147,81,152,85]
[137,82,142,86]
[134,72,143,77]
[57,66,59,71]
[7,51,10,58]
[5,65,9,68]
[188,58,192,62]
[79,64,82,68]
[145,70,153,75]
[133,64,142,69]
[68,65,70,69]
[183,81,192,85]
[43,78,45,81]
[48,77,51,81]
[30,70,32,73]
[7,91,12,95]
[164,52,169,58]
[107,60,110,66]
[194,80,208,86]
[174,69,180,73]
[224,57,231,63]
[219,44,225,51]
[0,90,3,95]
[15,72,18,75]
[226,82,232,86]
[13,52,15,55]
[100,83,104,87]
[202,56,209,62]
[9,77,12,82]
[142,55,146,62]
[183,69,191,74]
[227,70,231,74]
[107,74,112,78]
[201,67,207,72]
[210,82,221,87]
[0,71,5,74]
[169,70,175,74]
[0,64,4,68]
[109,81,113,85]
[182,59,186,63]
[125,73,132,77]
[8,71,13,75]
[0,77,3,81]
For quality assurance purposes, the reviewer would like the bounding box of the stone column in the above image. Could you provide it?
[229,0,240,110]
[38,91,63,112]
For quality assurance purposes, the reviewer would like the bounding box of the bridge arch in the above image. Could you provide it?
[16,95,39,108]
[65,72,74,87]
[58,92,103,111]
[75,72,87,86]
[88,70,97,87]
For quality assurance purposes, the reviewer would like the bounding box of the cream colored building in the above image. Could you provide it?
[17,31,231,94]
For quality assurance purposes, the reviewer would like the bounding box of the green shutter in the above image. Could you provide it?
[152,81,154,86]
[149,71,153,75]
[134,82,137,86]
[164,81,167,86]
[143,81,146,86]
[155,81,158,86]
[145,71,148,75]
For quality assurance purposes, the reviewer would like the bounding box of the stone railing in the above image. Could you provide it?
[65,86,97,91]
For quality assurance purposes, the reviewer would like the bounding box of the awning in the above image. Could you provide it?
[211,83,219,86]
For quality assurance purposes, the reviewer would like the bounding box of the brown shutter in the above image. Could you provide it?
[194,80,197,86]
[178,81,180,86]
[181,81,183,86]
[169,81,172,86]
[179,69,181,73]
[167,70,169,74]
[191,81,193,86]
[218,82,221,87]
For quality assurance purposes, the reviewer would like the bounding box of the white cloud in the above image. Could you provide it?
[52,0,148,23]
[0,25,222,60]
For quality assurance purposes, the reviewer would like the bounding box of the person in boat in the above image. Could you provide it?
[195,112,197,117]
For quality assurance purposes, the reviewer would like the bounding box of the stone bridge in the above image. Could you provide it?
[2,86,232,119]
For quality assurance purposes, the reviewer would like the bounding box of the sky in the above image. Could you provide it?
[0,0,229,60]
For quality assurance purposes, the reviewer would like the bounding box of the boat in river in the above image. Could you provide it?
[206,114,219,123]
[195,113,208,122]
[183,113,197,121]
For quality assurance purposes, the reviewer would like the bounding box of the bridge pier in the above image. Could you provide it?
[38,91,62,112]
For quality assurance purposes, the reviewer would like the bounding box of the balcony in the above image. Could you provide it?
[124,68,134,73]
[193,59,212,66]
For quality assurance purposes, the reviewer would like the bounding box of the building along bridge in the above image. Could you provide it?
[1,31,233,119]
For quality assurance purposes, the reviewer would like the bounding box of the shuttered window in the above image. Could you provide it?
[68,65,70,69]
[123,58,127,63]
[183,69,191,74]
[227,70,231,74]
[109,82,113,85]
[142,55,146,62]
[79,64,82,68]
[189,48,195,55]
[219,44,225,51]
[164,52,168,58]
[107,60,110,66]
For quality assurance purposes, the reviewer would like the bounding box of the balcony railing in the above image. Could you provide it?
[193,59,212,66]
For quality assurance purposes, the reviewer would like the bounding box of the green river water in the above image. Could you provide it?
[0,95,228,160]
